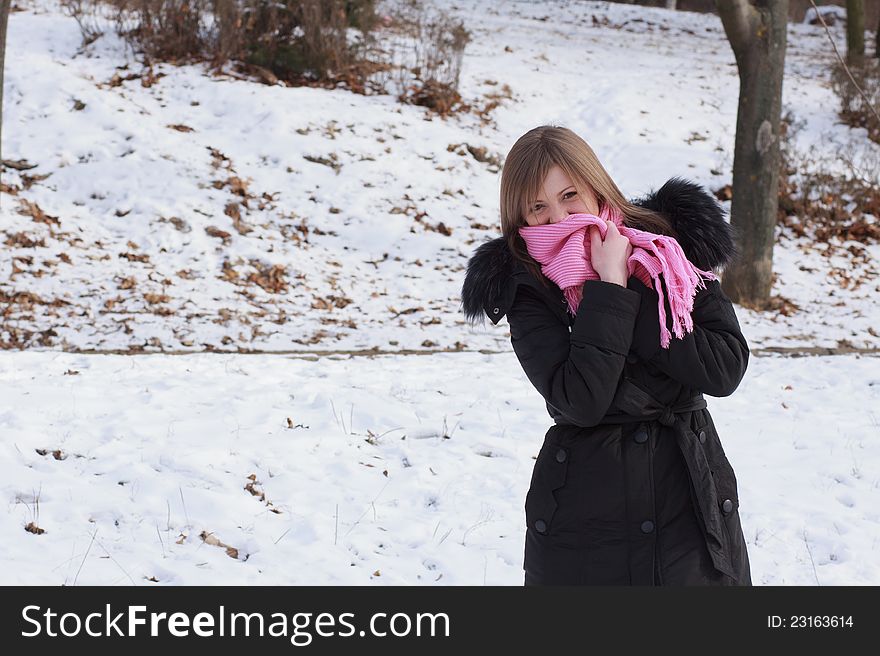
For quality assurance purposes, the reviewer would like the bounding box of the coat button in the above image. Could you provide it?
[721,499,734,514]
[640,520,654,534]
[626,353,638,364]
[633,430,648,444]
[534,519,547,534]
[698,430,707,444]
[555,448,567,463]
[492,307,500,315]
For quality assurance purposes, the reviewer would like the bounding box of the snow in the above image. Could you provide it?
[2,349,878,585]
[1,0,878,585]
[803,6,848,25]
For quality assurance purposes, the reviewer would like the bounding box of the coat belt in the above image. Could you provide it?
[597,389,707,427]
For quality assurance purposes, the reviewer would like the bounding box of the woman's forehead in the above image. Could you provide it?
[543,165,574,187]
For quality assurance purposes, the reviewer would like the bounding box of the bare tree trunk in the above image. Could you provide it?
[716,0,788,307]
[875,10,879,58]
[666,0,678,9]
[1,0,11,167]
[846,0,865,60]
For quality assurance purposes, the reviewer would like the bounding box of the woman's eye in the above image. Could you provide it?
[563,192,577,200]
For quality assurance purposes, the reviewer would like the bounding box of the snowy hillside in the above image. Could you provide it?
[1,0,878,585]
[3,0,878,354]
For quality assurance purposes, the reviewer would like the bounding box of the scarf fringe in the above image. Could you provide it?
[563,284,583,316]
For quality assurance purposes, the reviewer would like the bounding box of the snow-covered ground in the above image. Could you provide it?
[1,0,878,585]
[2,349,878,585]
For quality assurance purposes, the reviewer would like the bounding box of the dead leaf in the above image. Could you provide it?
[17,199,60,226]
[250,64,278,85]
[199,530,241,560]
[206,226,232,245]
[119,252,150,263]
[224,203,241,222]
[226,177,249,197]
[5,232,46,248]
[2,159,38,171]
[207,147,230,169]
[246,261,287,293]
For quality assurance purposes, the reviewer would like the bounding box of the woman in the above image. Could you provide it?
[461,126,752,585]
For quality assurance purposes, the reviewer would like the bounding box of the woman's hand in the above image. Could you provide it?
[589,220,632,287]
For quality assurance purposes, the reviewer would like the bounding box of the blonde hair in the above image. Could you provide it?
[499,125,675,287]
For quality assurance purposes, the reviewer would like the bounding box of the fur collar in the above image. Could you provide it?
[460,177,737,326]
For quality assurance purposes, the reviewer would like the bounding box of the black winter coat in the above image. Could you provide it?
[461,178,752,586]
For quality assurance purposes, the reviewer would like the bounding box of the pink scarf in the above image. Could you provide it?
[518,204,716,348]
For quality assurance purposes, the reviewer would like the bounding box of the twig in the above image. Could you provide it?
[73,527,98,586]
[462,505,494,546]
[329,398,344,435]
[344,480,390,538]
[437,526,453,544]
[94,536,137,585]
[156,524,166,558]
[274,528,291,545]
[802,528,821,586]
[376,427,406,439]
[179,486,190,529]
[807,0,880,125]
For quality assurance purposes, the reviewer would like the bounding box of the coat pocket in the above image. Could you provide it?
[693,412,750,584]
[524,441,570,535]
[678,414,736,580]
[693,412,740,516]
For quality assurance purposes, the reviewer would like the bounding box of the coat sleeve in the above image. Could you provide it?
[507,279,641,427]
[628,275,749,397]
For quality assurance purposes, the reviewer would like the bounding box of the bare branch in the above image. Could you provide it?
[808,0,880,126]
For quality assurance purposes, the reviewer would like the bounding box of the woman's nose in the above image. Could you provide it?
[550,207,568,224]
